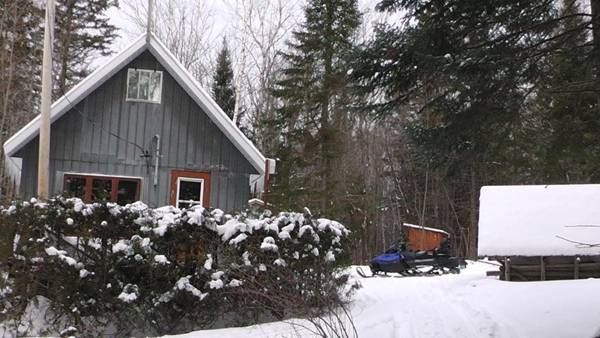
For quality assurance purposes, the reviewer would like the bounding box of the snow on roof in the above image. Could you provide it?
[478,185,600,257]
[3,33,275,176]
[403,223,449,236]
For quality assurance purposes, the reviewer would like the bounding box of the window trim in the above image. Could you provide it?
[63,173,142,204]
[175,177,205,209]
[169,170,211,208]
[125,68,163,104]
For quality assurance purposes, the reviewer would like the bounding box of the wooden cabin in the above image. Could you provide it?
[3,34,275,212]
[478,185,600,281]
[402,223,449,251]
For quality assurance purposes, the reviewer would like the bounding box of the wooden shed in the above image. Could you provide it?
[3,33,275,211]
[478,185,600,281]
[402,223,449,251]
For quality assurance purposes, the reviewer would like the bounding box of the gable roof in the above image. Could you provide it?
[3,33,275,175]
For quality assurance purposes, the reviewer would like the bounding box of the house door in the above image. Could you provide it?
[169,170,211,208]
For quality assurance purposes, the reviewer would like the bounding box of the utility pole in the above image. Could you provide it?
[147,0,154,41]
[37,0,55,199]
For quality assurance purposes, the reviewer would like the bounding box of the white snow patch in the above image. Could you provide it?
[324,251,335,262]
[229,233,248,245]
[209,279,224,289]
[478,184,600,256]
[204,254,213,270]
[154,255,170,265]
[242,251,252,266]
[112,240,133,256]
[175,276,207,300]
[118,285,138,303]
[218,219,247,241]
[157,261,600,338]
[227,279,243,287]
[260,237,278,252]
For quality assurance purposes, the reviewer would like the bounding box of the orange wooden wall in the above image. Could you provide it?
[406,228,445,251]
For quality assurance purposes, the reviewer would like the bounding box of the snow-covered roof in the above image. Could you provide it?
[478,185,600,257]
[3,33,275,175]
[403,223,449,236]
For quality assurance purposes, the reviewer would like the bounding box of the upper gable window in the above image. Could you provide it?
[126,68,163,103]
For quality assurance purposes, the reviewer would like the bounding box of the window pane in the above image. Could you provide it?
[117,180,138,205]
[138,71,150,100]
[64,176,85,199]
[126,69,139,100]
[92,179,112,202]
[149,72,162,102]
[178,180,202,207]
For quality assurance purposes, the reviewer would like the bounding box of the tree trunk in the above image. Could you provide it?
[468,164,479,259]
[591,0,600,100]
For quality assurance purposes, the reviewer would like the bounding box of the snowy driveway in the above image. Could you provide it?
[166,261,600,338]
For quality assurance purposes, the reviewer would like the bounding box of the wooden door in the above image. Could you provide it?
[169,170,211,208]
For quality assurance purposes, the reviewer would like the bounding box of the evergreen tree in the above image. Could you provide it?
[270,0,361,215]
[0,0,43,192]
[351,0,566,257]
[212,39,236,120]
[54,0,118,96]
[534,0,600,182]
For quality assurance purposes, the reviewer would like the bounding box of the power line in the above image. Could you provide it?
[58,87,151,157]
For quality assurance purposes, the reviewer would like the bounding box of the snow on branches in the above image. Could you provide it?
[0,197,352,336]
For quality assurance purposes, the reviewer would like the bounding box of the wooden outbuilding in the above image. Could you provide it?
[402,223,449,252]
[478,185,600,281]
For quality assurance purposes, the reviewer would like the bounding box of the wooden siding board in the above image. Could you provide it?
[117,75,128,161]
[186,99,195,165]
[70,103,83,162]
[108,67,121,159]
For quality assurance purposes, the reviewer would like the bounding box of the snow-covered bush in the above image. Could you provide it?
[0,198,354,336]
[217,207,355,321]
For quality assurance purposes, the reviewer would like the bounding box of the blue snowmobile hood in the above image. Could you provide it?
[371,252,404,264]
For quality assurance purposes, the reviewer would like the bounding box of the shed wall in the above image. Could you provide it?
[17,50,256,211]
[406,228,445,251]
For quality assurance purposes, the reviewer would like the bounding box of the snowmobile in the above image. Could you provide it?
[356,240,465,278]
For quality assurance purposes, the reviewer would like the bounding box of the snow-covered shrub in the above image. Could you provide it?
[0,198,355,336]
[216,207,357,321]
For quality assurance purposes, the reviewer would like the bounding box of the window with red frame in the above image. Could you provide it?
[63,174,141,205]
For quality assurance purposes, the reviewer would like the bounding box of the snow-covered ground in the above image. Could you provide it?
[164,261,600,338]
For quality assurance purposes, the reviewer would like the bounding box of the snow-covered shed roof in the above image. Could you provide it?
[3,33,275,175]
[403,223,449,236]
[478,185,600,257]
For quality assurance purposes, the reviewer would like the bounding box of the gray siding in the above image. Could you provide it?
[17,50,257,212]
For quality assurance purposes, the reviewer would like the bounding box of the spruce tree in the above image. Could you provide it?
[212,39,236,120]
[54,0,118,96]
[535,0,600,182]
[270,0,360,214]
[351,0,564,257]
[0,0,43,193]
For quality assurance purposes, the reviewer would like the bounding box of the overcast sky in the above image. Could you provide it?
[103,0,384,56]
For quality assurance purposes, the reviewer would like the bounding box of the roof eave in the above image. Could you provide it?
[147,33,270,174]
[3,33,273,176]
[3,35,148,158]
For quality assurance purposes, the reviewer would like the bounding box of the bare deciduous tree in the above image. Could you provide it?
[121,0,218,86]
[225,0,298,153]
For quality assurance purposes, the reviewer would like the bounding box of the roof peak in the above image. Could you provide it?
[4,33,274,175]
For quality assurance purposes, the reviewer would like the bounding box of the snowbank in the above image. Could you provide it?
[478,184,600,256]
